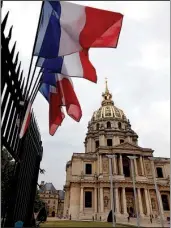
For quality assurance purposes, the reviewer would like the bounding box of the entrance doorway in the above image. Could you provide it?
[52,211,55,217]
[107,210,116,223]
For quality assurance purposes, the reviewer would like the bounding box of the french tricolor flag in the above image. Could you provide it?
[19,102,32,139]
[37,49,97,83]
[39,74,82,136]
[34,1,123,58]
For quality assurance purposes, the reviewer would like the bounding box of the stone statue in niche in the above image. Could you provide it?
[151,198,156,210]
[104,196,109,207]
[145,163,151,175]
[80,171,84,179]
[103,159,109,173]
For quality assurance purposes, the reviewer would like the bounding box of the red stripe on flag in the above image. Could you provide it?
[57,76,82,122]
[80,49,97,83]
[49,87,65,136]
[80,7,123,48]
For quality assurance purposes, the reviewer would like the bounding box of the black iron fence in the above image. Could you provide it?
[1,6,43,227]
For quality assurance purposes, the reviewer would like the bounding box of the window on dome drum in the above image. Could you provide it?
[107,139,113,147]
[161,195,170,210]
[107,121,111,129]
[118,122,121,129]
[120,139,124,144]
[96,123,100,130]
[85,164,92,174]
[156,167,163,178]
[85,191,92,208]
[95,140,99,148]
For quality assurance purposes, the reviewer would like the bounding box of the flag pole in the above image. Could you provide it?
[24,1,44,101]
[127,156,140,228]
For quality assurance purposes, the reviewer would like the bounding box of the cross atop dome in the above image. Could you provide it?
[102,78,113,104]
[105,77,109,94]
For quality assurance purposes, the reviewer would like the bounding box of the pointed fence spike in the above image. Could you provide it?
[19,69,23,81]
[8,26,13,40]
[14,52,19,65]
[11,41,16,59]
[16,61,21,76]
[2,11,9,32]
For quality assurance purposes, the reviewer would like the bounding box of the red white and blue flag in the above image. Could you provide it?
[34,1,123,58]
[19,102,32,139]
[39,74,82,136]
[34,1,123,135]
[37,49,97,83]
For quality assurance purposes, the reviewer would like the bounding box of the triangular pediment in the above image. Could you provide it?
[113,142,152,151]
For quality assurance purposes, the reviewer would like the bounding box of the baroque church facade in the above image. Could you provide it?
[63,81,170,222]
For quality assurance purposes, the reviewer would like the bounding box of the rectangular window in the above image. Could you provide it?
[156,167,163,178]
[161,195,169,211]
[107,139,112,146]
[95,140,99,148]
[120,139,124,144]
[85,164,92,174]
[85,191,92,208]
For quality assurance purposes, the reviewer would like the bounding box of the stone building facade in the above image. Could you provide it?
[63,81,170,222]
[39,182,64,217]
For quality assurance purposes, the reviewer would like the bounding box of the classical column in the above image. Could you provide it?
[100,187,104,213]
[119,154,123,175]
[113,156,117,175]
[134,158,138,176]
[137,188,144,216]
[80,187,84,212]
[144,189,150,216]
[148,189,153,215]
[100,155,102,174]
[122,187,127,215]
[140,156,144,175]
[114,187,120,214]
[94,187,97,213]
[158,191,164,216]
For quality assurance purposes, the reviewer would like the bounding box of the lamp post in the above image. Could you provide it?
[106,154,117,227]
[127,156,140,228]
[148,157,164,227]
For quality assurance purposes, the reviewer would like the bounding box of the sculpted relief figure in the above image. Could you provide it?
[103,159,109,173]
[151,198,156,210]
[145,163,151,175]
[104,196,109,208]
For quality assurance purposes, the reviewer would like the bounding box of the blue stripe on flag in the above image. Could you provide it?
[37,56,64,73]
[41,70,57,87]
[49,1,61,18]
[39,83,50,102]
[34,1,61,58]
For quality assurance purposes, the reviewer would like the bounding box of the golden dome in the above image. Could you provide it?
[92,79,127,121]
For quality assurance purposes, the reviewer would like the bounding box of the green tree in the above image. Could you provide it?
[34,187,44,213]
[1,147,15,216]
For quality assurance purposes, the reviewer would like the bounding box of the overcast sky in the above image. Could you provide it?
[2,1,170,190]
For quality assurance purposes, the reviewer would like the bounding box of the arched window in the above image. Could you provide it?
[118,122,121,129]
[96,123,99,130]
[107,121,111,129]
